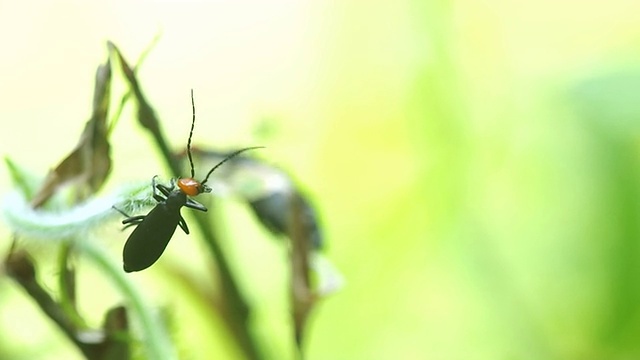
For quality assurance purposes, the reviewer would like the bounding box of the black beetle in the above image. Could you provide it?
[114,90,261,272]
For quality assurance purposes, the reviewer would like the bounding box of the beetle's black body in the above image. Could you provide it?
[120,179,207,272]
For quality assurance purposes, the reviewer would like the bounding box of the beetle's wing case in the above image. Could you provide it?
[122,192,187,272]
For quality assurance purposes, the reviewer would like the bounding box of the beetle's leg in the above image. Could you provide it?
[122,216,147,230]
[156,184,174,198]
[113,206,146,225]
[185,198,208,212]
[112,205,131,218]
[152,175,174,195]
[113,206,147,230]
[122,215,147,226]
[151,175,160,195]
[146,175,169,202]
[177,215,190,234]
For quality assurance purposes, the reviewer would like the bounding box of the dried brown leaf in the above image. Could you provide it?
[289,192,317,352]
[31,59,113,208]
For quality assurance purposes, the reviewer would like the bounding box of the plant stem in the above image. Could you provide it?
[80,240,177,360]
[110,43,263,359]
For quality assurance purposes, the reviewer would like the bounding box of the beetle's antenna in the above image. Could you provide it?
[187,89,196,178]
[200,146,264,186]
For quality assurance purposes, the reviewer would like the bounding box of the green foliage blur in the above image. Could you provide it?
[1,1,640,359]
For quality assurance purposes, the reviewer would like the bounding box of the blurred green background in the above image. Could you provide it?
[1,1,640,359]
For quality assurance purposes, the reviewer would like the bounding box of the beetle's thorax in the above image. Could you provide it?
[164,190,188,210]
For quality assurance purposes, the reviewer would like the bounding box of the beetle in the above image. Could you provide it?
[114,90,261,272]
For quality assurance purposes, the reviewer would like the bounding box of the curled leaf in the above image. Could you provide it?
[182,147,324,249]
[181,147,338,353]
[31,59,113,207]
